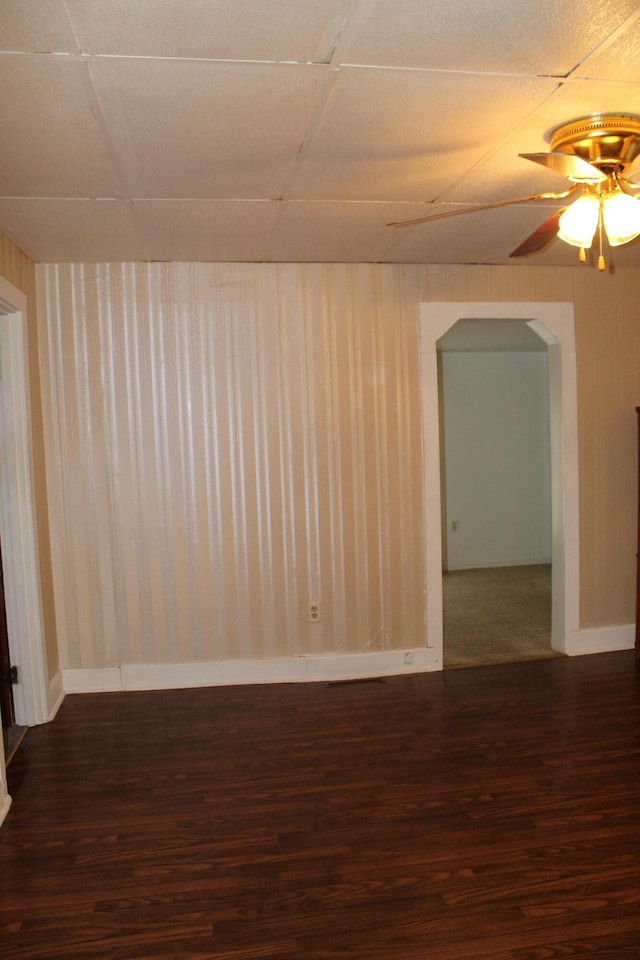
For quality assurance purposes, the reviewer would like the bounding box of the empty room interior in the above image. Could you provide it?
[0,2,639,958]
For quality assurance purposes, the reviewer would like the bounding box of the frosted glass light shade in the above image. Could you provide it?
[602,191,640,246]
[557,194,600,248]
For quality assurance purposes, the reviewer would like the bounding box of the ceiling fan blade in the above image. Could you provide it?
[509,208,566,258]
[623,156,640,185]
[387,187,577,228]
[519,151,606,183]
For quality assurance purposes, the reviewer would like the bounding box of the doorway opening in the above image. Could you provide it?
[437,319,555,668]
[419,302,580,670]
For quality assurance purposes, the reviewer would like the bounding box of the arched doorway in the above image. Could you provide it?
[419,301,580,669]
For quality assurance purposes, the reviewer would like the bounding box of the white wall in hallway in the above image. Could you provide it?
[440,350,551,571]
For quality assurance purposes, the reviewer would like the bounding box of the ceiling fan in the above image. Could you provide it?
[388,114,640,269]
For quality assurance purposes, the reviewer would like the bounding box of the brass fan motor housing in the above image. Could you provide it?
[549,114,640,174]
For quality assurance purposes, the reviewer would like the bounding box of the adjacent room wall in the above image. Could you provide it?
[34,260,639,681]
[440,350,551,571]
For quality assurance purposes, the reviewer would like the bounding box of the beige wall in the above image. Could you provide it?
[0,236,59,681]
[38,262,425,670]
[36,260,639,672]
[418,264,640,628]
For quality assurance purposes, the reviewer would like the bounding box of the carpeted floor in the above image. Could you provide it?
[443,563,561,669]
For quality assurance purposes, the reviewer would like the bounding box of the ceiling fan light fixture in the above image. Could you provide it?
[557,193,600,248]
[601,190,640,245]
[392,113,640,268]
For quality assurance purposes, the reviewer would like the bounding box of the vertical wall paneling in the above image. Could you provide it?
[36,261,640,676]
[38,263,429,672]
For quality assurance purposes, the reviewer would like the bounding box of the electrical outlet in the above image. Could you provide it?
[309,602,321,622]
[451,519,459,531]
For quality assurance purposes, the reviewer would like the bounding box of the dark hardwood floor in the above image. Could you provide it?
[1,652,639,959]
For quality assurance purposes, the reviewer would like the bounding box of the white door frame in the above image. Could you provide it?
[419,302,580,668]
[0,276,49,724]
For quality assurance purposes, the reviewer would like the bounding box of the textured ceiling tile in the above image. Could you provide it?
[0,57,124,197]
[267,200,421,261]
[340,0,640,75]
[0,0,69,53]
[91,59,327,198]
[289,68,558,201]
[66,0,351,61]
[441,79,640,204]
[131,200,281,261]
[576,16,640,81]
[0,199,146,262]
[2,1,640,266]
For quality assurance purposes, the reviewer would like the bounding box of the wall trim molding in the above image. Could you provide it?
[0,273,50,826]
[0,276,49,726]
[63,647,439,693]
[419,302,580,667]
[566,623,635,656]
[59,626,633,697]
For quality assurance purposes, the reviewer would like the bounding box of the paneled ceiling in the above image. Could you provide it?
[3,0,640,267]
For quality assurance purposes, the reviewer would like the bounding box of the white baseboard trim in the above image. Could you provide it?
[564,623,635,657]
[62,623,636,696]
[63,647,439,694]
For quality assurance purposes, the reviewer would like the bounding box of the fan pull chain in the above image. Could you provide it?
[597,203,606,271]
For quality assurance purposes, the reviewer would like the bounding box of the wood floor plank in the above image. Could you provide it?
[1,652,639,958]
